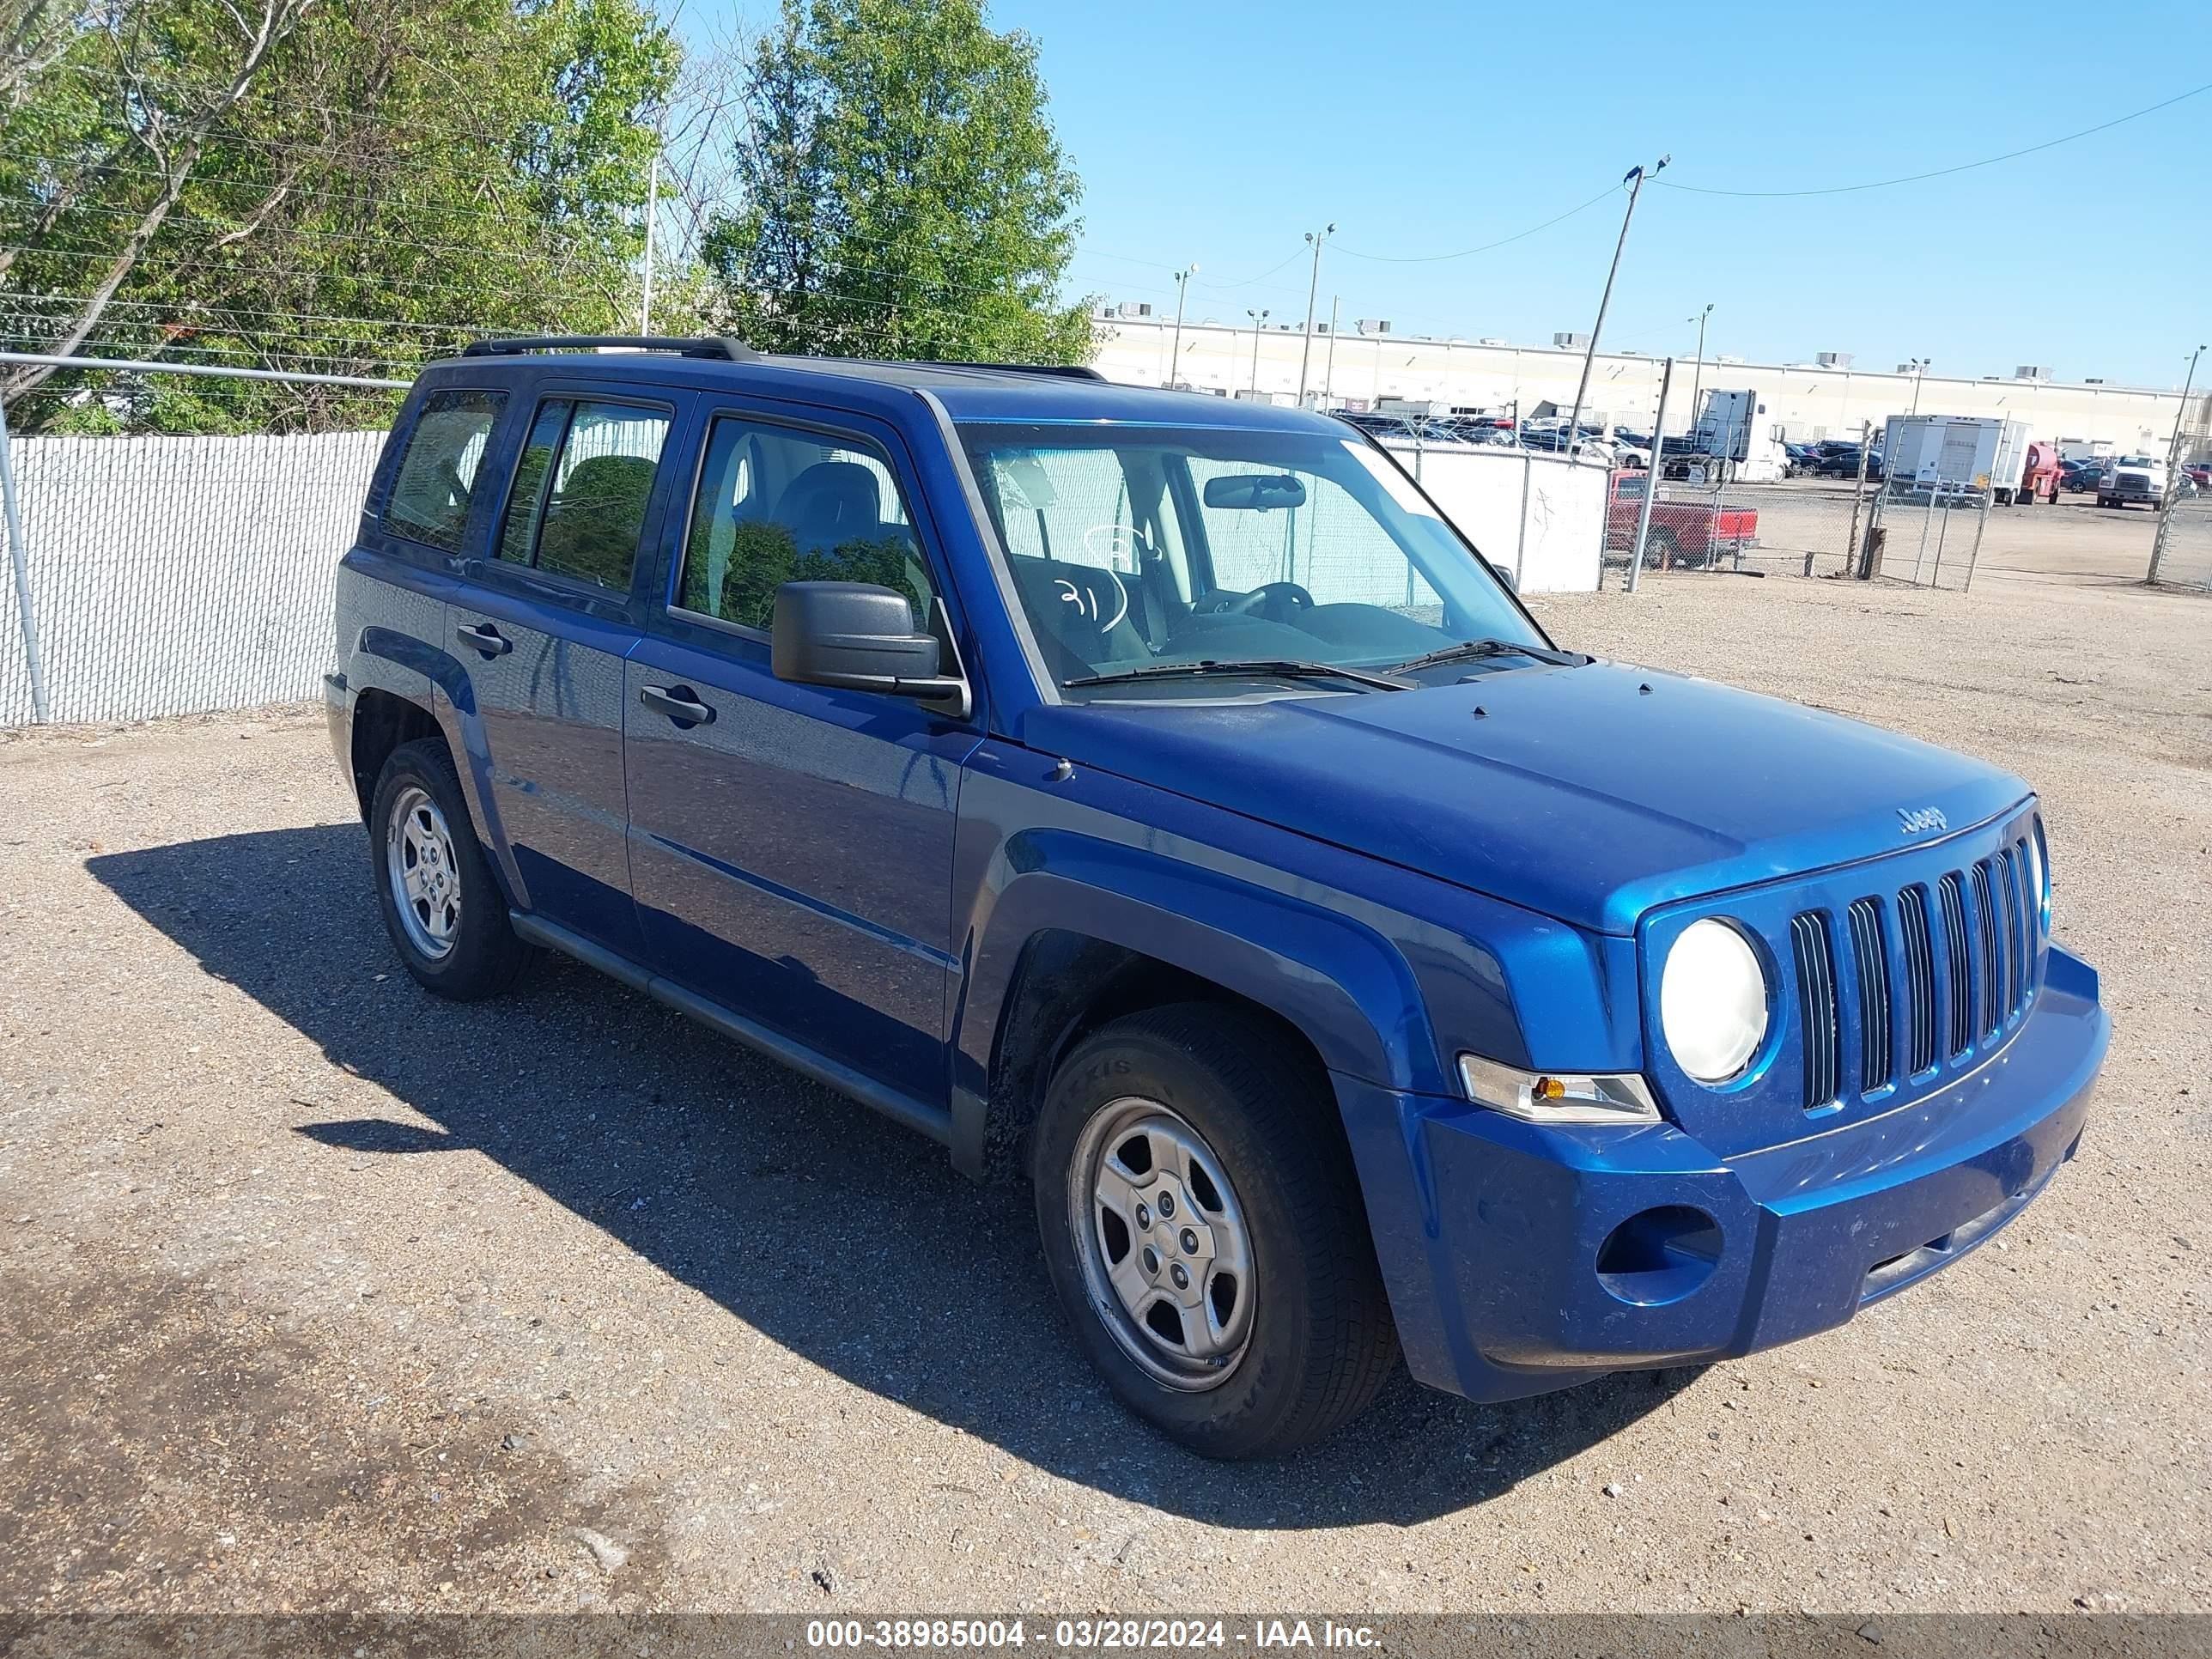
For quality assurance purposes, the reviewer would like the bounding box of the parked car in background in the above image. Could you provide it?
[1805,441,1881,481]
[2185,461,2210,489]
[327,334,2107,1459]
[2097,455,2166,508]
[1784,442,1820,477]
[2060,457,2101,493]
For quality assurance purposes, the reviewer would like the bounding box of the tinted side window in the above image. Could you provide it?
[385,388,505,551]
[674,415,931,632]
[495,398,671,591]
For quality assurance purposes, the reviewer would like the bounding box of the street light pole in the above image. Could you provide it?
[1247,308,1269,397]
[1297,222,1335,404]
[1907,357,1931,418]
[1685,303,1712,449]
[1166,264,1198,388]
[1565,156,1668,461]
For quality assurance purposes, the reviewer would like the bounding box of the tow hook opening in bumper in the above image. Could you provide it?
[1595,1205,1723,1306]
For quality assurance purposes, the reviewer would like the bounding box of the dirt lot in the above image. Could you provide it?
[2,562,2207,1617]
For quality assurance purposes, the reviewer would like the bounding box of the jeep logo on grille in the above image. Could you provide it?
[1898,805,1948,835]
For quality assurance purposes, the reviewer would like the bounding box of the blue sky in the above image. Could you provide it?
[690,1,2209,389]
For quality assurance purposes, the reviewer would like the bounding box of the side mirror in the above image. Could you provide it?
[1488,560,1518,592]
[770,581,968,711]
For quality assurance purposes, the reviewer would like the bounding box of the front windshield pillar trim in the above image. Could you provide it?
[915,387,1066,712]
[1351,428,1564,656]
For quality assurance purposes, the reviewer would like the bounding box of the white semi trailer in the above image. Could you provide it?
[1881,415,2036,504]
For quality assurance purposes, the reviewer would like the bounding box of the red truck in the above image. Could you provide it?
[1605,471,1759,568]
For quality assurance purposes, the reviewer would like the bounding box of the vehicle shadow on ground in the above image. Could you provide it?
[90,825,1698,1529]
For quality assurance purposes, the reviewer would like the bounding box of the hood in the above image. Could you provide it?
[1023,661,2027,936]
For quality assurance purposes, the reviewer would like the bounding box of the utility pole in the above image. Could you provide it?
[639,145,662,333]
[1565,156,1668,461]
[1246,308,1269,397]
[1166,264,1198,387]
[2148,343,2205,586]
[1297,222,1335,404]
[1322,295,1341,407]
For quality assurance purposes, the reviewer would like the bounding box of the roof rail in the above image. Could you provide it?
[462,334,760,362]
[915,361,1106,381]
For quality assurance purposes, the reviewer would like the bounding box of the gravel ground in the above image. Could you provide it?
[1,566,2206,1617]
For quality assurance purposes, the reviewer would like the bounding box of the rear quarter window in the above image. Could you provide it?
[384,389,506,552]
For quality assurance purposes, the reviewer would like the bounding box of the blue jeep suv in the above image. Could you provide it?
[326,335,2109,1458]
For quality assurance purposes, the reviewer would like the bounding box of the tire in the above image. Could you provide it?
[368,738,530,1000]
[1646,526,1681,569]
[1031,1004,1398,1460]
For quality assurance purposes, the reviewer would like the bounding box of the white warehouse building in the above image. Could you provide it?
[1088,313,2203,458]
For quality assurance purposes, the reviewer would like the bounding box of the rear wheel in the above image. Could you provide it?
[368,738,530,1000]
[1646,526,1681,569]
[1031,1005,1398,1459]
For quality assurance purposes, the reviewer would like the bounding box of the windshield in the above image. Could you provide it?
[957,422,1546,695]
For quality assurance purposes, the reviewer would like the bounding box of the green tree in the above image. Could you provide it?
[1,0,678,428]
[702,0,1091,365]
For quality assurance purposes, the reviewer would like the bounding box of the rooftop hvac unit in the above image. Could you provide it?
[1553,331,1590,349]
[1477,337,1506,346]
[2014,365,2050,380]
[1355,318,1392,334]
[1815,351,1853,368]
[2084,377,2106,385]
[1115,301,1153,319]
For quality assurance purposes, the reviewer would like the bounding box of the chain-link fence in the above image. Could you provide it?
[1601,468,1879,586]
[1856,477,1995,590]
[2,356,402,726]
[2148,395,2212,592]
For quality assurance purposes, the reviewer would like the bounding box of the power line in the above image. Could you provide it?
[1656,79,2212,198]
[1333,182,1624,264]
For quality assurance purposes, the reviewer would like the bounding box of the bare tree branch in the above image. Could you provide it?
[3,0,317,403]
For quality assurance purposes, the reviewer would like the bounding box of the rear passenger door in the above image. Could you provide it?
[623,403,979,1106]
[453,385,684,958]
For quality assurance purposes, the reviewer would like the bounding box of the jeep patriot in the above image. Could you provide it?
[326,335,2109,1458]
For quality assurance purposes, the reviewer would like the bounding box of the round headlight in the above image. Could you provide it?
[1661,919,1770,1083]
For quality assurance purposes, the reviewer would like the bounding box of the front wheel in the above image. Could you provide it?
[368,738,531,1000]
[1031,1005,1398,1459]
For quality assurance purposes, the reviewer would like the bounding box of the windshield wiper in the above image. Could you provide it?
[1062,658,1412,692]
[1389,637,1583,674]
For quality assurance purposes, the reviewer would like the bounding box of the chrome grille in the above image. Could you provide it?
[1938,872,1972,1056]
[1898,885,1936,1076]
[1783,824,2045,1114]
[1846,896,1892,1092]
[1789,910,1839,1110]
[1972,860,2002,1038]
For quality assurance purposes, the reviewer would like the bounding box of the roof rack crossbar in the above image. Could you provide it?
[462,334,760,362]
[914,360,1105,381]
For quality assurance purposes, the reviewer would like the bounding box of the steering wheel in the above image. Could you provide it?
[1221,580,1316,619]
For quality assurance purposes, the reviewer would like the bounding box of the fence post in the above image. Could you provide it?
[1963,484,1991,592]
[1626,356,1674,593]
[0,397,51,724]
[1844,420,1875,578]
[1514,450,1532,588]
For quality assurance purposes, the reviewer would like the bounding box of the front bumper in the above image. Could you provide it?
[1336,945,2106,1404]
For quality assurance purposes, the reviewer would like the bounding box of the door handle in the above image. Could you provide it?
[639,684,715,727]
[455,621,512,658]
